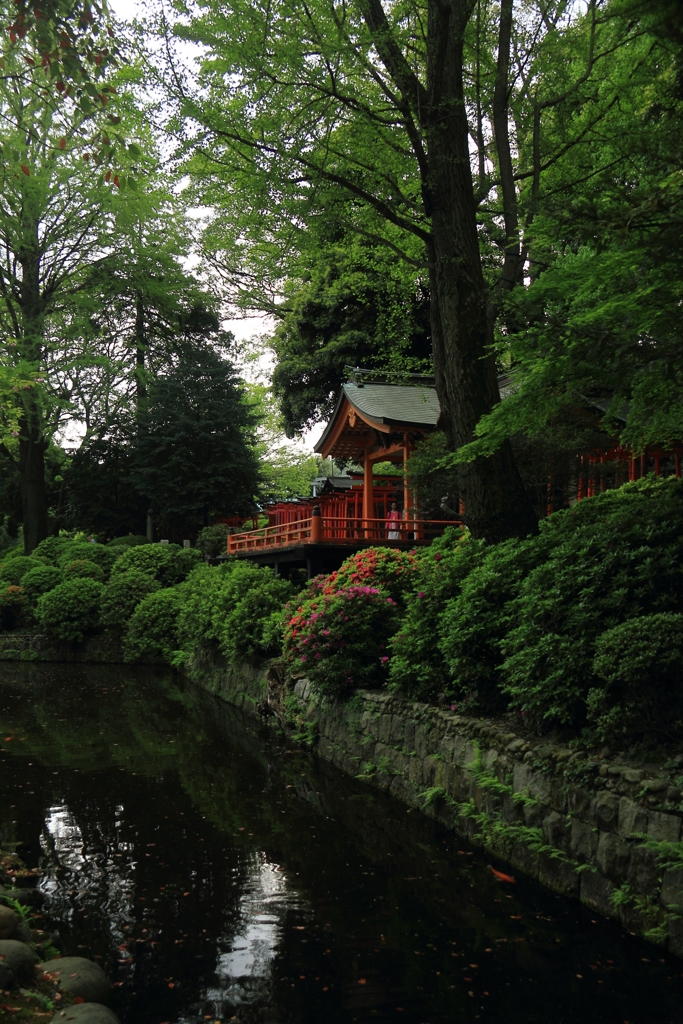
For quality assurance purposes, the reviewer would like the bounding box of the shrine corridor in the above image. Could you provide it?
[0,665,681,1024]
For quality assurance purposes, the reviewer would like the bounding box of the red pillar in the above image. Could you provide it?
[363,450,373,539]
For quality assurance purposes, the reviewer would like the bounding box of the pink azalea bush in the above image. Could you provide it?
[283,583,400,698]
[312,546,419,603]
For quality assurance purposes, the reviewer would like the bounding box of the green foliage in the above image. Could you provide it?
[100,570,161,630]
[133,346,261,535]
[438,536,552,713]
[388,532,486,700]
[283,584,399,699]
[33,537,73,564]
[19,565,62,602]
[122,587,188,663]
[107,535,149,548]
[0,555,46,586]
[36,577,104,643]
[196,523,230,559]
[57,542,120,578]
[0,585,26,631]
[109,543,201,587]
[175,562,235,653]
[61,559,105,583]
[216,563,296,662]
[587,613,683,742]
[269,239,431,435]
[501,478,683,731]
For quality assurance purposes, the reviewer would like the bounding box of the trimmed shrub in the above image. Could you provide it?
[588,613,683,742]
[109,543,201,587]
[58,542,120,578]
[438,536,552,713]
[0,556,46,587]
[196,523,231,559]
[100,570,161,630]
[388,531,486,701]
[123,587,188,663]
[0,586,26,631]
[20,565,63,602]
[36,577,104,643]
[217,563,296,661]
[107,535,149,548]
[283,584,399,699]
[175,562,237,652]
[61,559,105,583]
[33,537,73,564]
[501,477,683,731]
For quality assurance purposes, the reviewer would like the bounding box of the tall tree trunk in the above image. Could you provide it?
[424,0,537,541]
[19,415,48,554]
[134,289,148,411]
[19,241,48,553]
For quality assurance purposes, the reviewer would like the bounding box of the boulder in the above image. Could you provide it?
[0,961,15,989]
[50,1005,120,1024]
[0,939,38,982]
[41,957,110,1004]
[0,905,20,940]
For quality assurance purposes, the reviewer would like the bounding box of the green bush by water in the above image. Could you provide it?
[36,577,104,643]
[0,586,26,631]
[588,613,683,741]
[100,570,161,630]
[196,523,231,559]
[388,531,486,701]
[501,478,683,731]
[123,586,188,662]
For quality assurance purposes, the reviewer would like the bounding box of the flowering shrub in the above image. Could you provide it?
[317,547,419,602]
[283,584,399,699]
[61,559,105,583]
[36,577,103,643]
[100,570,161,630]
[0,585,26,631]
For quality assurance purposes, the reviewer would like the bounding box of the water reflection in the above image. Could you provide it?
[0,663,682,1024]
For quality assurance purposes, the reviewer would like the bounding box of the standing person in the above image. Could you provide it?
[386,501,401,540]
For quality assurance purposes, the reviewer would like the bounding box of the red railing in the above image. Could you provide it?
[227,516,459,555]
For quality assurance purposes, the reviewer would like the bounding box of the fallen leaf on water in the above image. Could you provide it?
[74,997,84,1004]
[168,982,175,989]
[358,979,367,985]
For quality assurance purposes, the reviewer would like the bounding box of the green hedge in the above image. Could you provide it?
[588,613,683,741]
[109,544,201,587]
[100,570,161,630]
[123,587,188,663]
[0,555,46,587]
[36,577,104,643]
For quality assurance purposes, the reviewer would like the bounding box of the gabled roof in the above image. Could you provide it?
[314,382,439,455]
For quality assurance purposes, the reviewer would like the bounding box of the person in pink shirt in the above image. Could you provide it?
[386,501,401,540]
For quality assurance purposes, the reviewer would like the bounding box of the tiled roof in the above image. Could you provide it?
[342,382,440,427]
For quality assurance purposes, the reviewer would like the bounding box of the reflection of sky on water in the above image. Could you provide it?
[39,803,305,1022]
[200,854,306,1022]
[39,803,137,941]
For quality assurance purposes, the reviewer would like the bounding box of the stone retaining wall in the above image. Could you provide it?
[183,654,683,958]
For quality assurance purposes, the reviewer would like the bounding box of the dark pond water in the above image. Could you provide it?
[0,665,682,1024]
